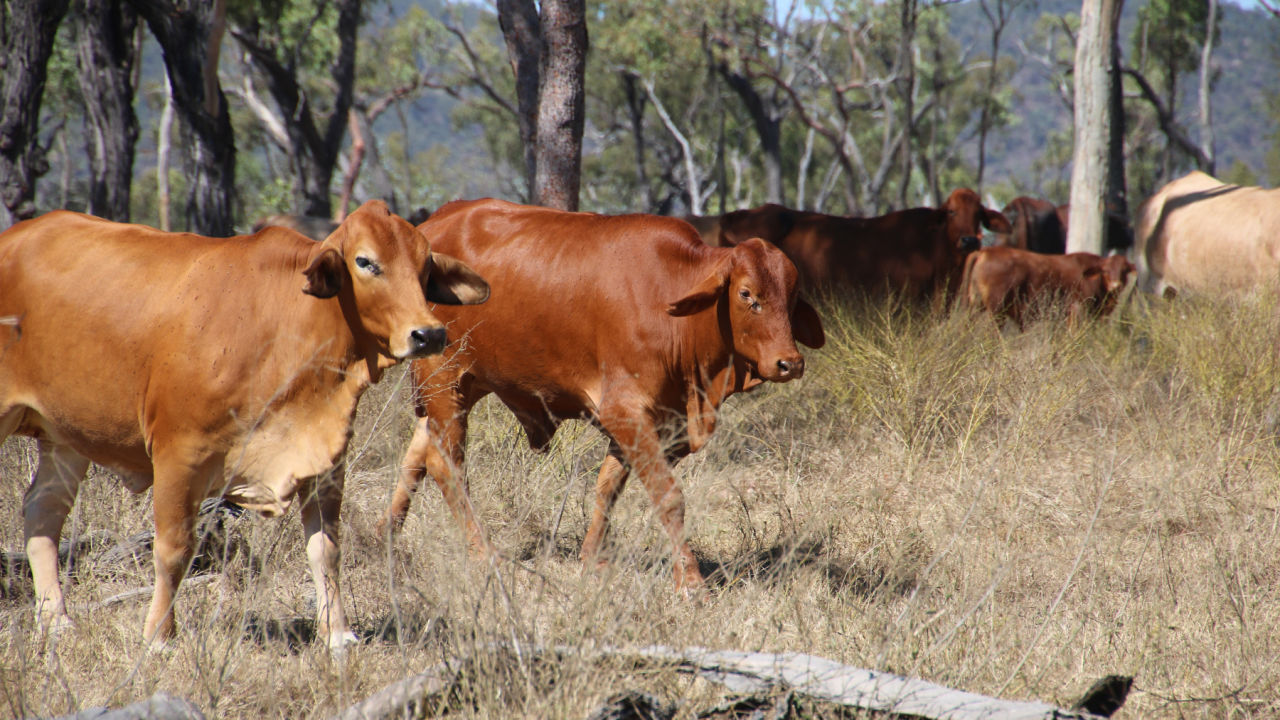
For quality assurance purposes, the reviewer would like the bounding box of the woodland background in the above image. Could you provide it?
[19,0,1280,234]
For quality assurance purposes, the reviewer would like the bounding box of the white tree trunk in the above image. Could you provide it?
[1066,0,1123,254]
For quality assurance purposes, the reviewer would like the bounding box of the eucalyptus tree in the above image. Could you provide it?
[129,0,235,235]
[228,0,362,220]
[74,0,141,222]
[0,0,71,229]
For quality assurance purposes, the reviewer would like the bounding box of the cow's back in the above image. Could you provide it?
[1135,171,1280,294]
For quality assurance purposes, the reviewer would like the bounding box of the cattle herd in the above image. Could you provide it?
[0,170,1271,650]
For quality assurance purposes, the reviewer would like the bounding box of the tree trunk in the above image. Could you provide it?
[231,0,361,219]
[157,70,174,230]
[129,0,234,236]
[75,0,140,221]
[532,0,586,211]
[497,0,541,201]
[621,72,654,212]
[1197,0,1217,175]
[1066,0,1124,254]
[719,68,786,206]
[896,0,918,209]
[0,0,71,230]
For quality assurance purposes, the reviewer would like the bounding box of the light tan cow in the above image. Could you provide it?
[1135,171,1280,296]
[0,201,488,649]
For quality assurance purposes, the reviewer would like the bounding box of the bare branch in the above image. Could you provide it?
[1121,66,1213,169]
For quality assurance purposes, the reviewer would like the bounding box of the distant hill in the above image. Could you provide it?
[948,0,1280,196]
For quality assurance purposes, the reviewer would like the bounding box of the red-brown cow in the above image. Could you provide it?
[715,189,1010,299]
[380,198,825,591]
[961,246,1135,328]
[0,201,489,648]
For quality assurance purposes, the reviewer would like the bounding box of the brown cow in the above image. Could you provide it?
[0,201,489,648]
[1135,171,1280,296]
[380,198,825,591]
[251,213,339,242]
[961,246,1135,328]
[715,189,1010,299]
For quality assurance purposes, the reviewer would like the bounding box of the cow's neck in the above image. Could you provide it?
[678,297,758,453]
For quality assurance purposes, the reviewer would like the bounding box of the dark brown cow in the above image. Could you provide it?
[993,197,1067,254]
[0,201,489,648]
[961,246,1135,328]
[714,189,1010,299]
[992,197,1133,255]
[380,198,825,591]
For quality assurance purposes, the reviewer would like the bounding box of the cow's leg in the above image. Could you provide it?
[299,466,357,650]
[144,451,210,648]
[580,443,629,568]
[23,440,90,634]
[387,401,494,559]
[598,402,703,592]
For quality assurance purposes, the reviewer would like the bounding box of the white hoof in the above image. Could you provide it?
[327,630,360,653]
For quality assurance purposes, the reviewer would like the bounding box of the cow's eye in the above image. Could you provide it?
[739,288,751,300]
[355,256,382,275]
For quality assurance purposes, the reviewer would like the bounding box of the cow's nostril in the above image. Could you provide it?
[409,326,447,355]
[777,359,792,374]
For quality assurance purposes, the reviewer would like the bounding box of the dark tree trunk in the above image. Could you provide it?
[719,67,785,206]
[129,0,234,235]
[896,0,918,208]
[497,0,541,201]
[232,0,361,219]
[621,72,654,212]
[75,0,140,221]
[1106,33,1128,252]
[0,0,71,229]
[533,0,586,211]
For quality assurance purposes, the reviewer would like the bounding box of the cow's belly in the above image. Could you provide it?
[1168,235,1279,293]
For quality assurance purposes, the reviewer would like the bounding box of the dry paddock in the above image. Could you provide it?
[2,289,1279,719]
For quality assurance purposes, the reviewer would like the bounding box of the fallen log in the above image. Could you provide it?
[326,644,1128,720]
[43,693,205,720]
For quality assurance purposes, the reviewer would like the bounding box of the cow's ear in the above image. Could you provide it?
[668,256,732,316]
[303,247,345,298]
[791,298,825,349]
[425,252,490,305]
[982,208,1012,234]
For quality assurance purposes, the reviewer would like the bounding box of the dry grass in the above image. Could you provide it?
[4,287,1280,719]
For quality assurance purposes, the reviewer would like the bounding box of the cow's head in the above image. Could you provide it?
[942,188,1012,254]
[667,237,825,383]
[1082,254,1136,316]
[303,200,489,360]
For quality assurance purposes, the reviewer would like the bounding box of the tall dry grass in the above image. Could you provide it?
[2,287,1279,718]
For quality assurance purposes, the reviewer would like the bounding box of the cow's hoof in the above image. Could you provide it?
[327,630,360,653]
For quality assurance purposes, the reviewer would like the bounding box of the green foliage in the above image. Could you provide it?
[1221,159,1258,187]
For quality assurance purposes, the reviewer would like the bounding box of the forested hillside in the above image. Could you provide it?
[28,0,1280,230]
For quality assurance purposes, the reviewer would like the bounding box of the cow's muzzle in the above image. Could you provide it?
[768,354,805,381]
[959,235,981,252]
[406,326,448,357]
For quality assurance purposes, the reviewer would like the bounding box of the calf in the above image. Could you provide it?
[961,246,1135,328]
